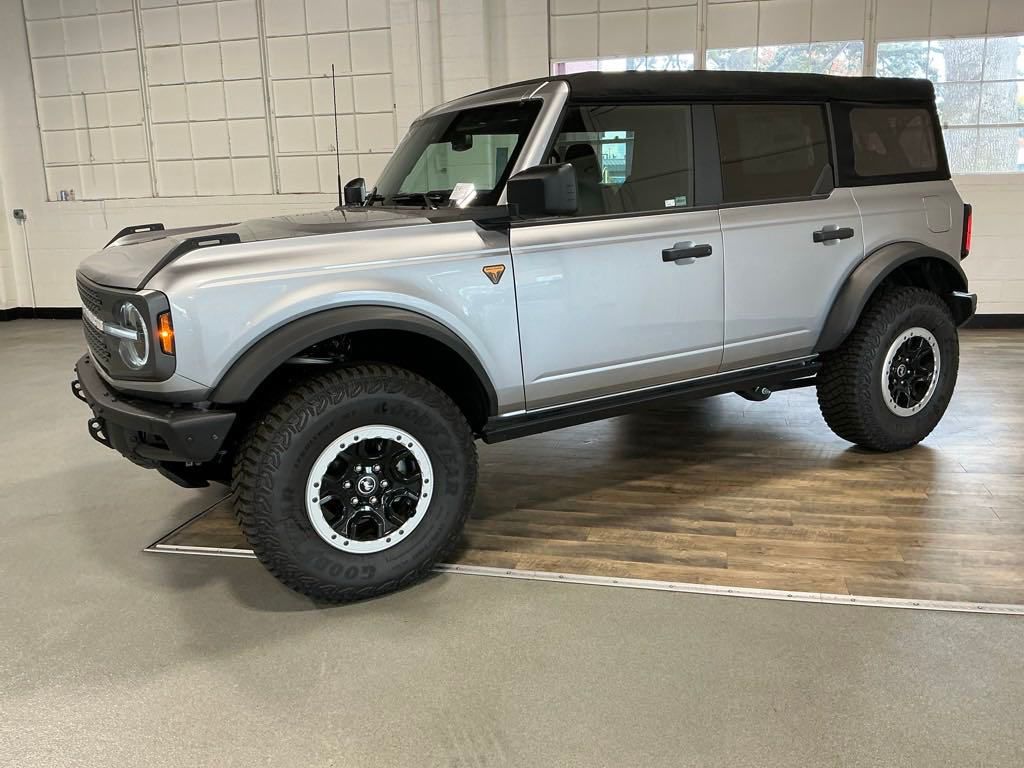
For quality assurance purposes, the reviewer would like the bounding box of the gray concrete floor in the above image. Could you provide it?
[1,319,1022,768]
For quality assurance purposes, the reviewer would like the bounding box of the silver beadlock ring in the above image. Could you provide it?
[305,425,433,554]
[881,327,940,417]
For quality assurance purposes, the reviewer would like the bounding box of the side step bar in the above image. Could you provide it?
[481,357,821,444]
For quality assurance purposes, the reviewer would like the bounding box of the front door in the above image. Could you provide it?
[510,102,724,411]
[712,103,865,369]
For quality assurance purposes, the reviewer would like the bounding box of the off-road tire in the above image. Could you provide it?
[817,286,959,451]
[232,364,477,602]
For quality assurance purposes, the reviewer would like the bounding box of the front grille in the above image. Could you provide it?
[77,277,103,315]
[83,317,111,366]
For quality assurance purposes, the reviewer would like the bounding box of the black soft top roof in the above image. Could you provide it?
[507,70,934,105]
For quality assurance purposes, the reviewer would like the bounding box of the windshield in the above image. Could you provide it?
[369,100,542,208]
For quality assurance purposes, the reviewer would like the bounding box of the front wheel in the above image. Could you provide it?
[232,364,477,602]
[817,286,959,451]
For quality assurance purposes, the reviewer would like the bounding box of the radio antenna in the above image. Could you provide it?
[332,64,342,209]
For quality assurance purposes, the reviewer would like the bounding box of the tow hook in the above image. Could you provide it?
[736,385,772,402]
[87,418,112,449]
[71,379,88,404]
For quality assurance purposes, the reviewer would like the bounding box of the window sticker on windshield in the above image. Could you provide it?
[664,195,687,208]
[449,182,477,208]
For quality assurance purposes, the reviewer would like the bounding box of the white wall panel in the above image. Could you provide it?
[552,13,598,58]
[552,0,598,13]
[988,0,1024,35]
[811,0,866,43]
[707,1,758,49]
[599,10,648,56]
[264,0,394,192]
[25,0,153,199]
[348,0,388,29]
[600,0,645,10]
[876,0,1024,41]
[758,0,811,46]
[875,0,932,41]
[648,5,698,54]
[930,0,986,38]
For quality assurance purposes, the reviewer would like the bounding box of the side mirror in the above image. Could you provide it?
[506,163,577,217]
[343,177,366,206]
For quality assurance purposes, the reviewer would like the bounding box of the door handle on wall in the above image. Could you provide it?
[812,226,855,244]
[662,242,713,262]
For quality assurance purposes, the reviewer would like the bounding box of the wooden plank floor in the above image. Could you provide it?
[156,330,1024,606]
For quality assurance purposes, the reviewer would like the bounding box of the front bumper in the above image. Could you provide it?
[72,354,235,465]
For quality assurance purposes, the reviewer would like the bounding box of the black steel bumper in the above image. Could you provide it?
[72,354,235,465]
[951,291,977,326]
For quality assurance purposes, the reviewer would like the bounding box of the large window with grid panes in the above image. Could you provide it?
[876,36,1024,174]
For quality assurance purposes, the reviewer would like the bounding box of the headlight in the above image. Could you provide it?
[117,301,150,370]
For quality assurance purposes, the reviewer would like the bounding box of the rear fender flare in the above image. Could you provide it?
[815,242,970,353]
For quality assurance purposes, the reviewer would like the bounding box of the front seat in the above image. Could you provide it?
[565,143,604,216]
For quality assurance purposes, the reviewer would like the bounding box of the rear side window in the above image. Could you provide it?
[714,104,830,204]
[552,103,693,216]
[848,106,938,177]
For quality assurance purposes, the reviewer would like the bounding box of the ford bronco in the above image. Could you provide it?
[72,71,976,601]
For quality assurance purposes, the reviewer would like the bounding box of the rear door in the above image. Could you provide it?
[715,103,865,369]
[510,102,724,410]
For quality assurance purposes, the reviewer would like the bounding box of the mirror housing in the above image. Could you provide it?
[343,177,366,206]
[506,163,578,217]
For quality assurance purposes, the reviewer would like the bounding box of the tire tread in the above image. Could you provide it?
[231,364,477,603]
[817,286,955,452]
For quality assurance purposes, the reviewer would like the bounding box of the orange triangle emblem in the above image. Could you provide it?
[483,264,506,285]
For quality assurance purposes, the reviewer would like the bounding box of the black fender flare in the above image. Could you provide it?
[815,242,972,353]
[210,305,498,413]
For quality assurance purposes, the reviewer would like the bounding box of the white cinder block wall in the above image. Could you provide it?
[1,0,1023,313]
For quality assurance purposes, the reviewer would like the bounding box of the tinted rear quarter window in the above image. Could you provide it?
[714,104,830,203]
[849,106,938,177]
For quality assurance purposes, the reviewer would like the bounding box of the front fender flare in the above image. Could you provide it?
[209,305,498,413]
[815,242,971,353]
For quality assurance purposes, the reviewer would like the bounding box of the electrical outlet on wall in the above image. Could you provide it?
[12,209,26,221]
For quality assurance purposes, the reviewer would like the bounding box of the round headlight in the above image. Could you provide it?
[117,302,149,370]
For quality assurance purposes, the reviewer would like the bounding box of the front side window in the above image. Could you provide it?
[371,101,541,207]
[551,103,693,216]
[714,103,830,203]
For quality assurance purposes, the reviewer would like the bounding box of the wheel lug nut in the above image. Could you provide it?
[343,481,351,489]
[381,480,389,488]
[354,465,363,473]
[350,497,359,504]
[370,496,378,504]
[373,464,382,473]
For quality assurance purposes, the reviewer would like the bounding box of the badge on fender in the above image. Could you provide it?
[482,264,505,285]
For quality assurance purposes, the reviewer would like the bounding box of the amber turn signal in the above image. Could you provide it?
[157,311,175,355]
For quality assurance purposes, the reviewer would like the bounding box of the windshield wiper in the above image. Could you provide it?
[390,192,442,210]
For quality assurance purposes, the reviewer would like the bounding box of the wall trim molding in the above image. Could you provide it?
[963,314,1024,329]
[1,307,1021,328]
[0,307,83,321]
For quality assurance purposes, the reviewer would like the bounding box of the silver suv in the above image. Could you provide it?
[72,71,976,601]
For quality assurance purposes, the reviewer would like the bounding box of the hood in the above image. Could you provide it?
[78,207,430,290]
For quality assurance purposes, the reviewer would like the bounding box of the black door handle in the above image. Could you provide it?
[813,226,855,243]
[662,243,713,262]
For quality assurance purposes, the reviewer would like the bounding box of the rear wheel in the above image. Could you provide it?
[232,364,477,602]
[817,286,959,451]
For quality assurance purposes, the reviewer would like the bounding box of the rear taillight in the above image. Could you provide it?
[961,203,972,259]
